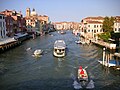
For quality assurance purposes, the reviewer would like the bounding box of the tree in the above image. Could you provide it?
[102,16,114,33]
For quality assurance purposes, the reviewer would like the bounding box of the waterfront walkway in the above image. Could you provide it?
[0,37,21,51]
[114,53,120,58]
[92,40,116,50]
[0,38,16,45]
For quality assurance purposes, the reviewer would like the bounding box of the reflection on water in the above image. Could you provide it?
[0,30,120,90]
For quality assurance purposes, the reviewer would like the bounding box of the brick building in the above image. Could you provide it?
[0,10,26,37]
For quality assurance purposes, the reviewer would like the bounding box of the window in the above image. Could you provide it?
[94,25,96,28]
[119,28,120,32]
[97,30,98,32]
[88,30,90,32]
[1,30,2,37]
[88,25,90,27]
[100,29,102,32]
[3,22,4,27]
[115,28,117,31]
[0,22,2,27]
[0,16,2,19]
[94,30,96,33]
[97,25,98,27]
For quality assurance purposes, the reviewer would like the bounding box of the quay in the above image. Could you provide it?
[0,38,21,52]
[92,40,116,50]
[114,53,120,58]
[0,33,30,52]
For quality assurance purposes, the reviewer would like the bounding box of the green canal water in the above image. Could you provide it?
[0,30,120,90]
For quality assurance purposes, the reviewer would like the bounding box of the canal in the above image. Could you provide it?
[0,30,120,90]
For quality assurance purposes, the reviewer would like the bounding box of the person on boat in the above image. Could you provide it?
[79,66,85,78]
[79,66,82,70]
[80,69,85,78]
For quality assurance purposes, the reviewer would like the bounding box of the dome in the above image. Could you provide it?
[31,8,37,16]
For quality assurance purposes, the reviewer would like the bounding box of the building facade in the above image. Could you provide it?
[80,16,104,40]
[25,8,49,34]
[114,16,120,33]
[0,10,26,37]
[0,14,6,39]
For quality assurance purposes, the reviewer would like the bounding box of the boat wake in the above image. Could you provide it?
[72,79,95,89]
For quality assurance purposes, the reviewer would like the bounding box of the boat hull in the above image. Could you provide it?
[34,49,43,56]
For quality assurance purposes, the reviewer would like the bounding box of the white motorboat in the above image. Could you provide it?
[98,60,117,67]
[53,40,66,57]
[60,30,66,34]
[26,47,31,51]
[75,40,82,44]
[75,40,86,44]
[34,49,43,56]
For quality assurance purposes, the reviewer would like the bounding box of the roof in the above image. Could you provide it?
[87,21,103,24]
[54,40,66,49]
[84,16,104,20]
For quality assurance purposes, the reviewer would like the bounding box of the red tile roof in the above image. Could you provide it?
[87,21,103,24]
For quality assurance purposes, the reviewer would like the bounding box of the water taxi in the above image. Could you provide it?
[53,40,66,57]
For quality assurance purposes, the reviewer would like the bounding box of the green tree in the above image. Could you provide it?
[102,16,114,33]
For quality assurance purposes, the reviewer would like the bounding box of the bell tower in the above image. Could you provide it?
[26,8,31,17]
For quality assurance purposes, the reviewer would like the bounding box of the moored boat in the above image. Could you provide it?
[60,30,66,34]
[98,60,119,67]
[75,40,82,44]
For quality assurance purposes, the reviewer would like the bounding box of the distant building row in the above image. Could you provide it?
[53,16,120,40]
[53,22,80,30]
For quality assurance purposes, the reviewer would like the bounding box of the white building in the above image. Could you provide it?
[81,16,104,40]
[0,14,6,39]
[86,21,103,38]
[114,20,120,33]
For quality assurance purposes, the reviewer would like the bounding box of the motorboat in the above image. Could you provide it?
[77,66,88,87]
[98,60,119,67]
[53,40,66,57]
[60,30,66,34]
[75,40,82,44]
[75,40,86,44]
[34,49,43,56]
[72,66,95,89]
[26,47,31,51]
